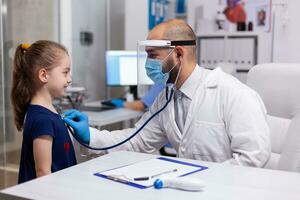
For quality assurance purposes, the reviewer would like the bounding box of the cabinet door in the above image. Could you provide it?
[230,37,256,71]
[198,37,225,69]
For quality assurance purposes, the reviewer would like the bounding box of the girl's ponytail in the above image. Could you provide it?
[11,44,35,131]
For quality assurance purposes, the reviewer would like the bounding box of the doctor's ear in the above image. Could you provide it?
[175,47,184,60]
[38,68,48,83]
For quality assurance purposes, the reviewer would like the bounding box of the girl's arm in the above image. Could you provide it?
[33,135,53,177]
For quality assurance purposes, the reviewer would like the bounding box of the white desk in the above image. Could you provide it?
[82,101,144,127]
[1,151,300,200]
[84,108,143,127]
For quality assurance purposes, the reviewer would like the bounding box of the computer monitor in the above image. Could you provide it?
[105,50,153,86]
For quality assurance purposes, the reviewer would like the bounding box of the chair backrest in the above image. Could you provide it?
[247,63,300,171]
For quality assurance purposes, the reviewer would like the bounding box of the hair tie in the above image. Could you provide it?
[21,43,31,50]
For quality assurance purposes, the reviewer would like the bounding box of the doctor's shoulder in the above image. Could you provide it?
[209,68,245,89]
[218,69,265,113]
[206,68,259,100]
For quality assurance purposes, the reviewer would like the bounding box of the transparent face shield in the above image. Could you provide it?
[137,40,177,100]
[137,39,196,99]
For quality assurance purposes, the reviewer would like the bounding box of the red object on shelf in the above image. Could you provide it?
[224,1,247,23]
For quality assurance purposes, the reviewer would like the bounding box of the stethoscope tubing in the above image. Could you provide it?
[67,87,174,151]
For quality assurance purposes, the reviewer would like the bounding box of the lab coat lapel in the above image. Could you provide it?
[182,83,206,136]
[182,69,212,136]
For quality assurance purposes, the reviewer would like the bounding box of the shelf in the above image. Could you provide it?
[197,31,270,37]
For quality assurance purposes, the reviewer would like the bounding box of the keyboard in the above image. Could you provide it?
[79,105,115,112]
[101,98,126,107]
[101,100,116,107]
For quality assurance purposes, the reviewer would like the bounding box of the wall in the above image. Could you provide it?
[272,0,300,63]
[109,0,125,50]
[187,0,300,64]
[187,0,219,31]
[106,0,127,99]
[70,0,127,100]
[124,0,148,50]
[9,0,59,42]
[59,0,72,55]
[71,0,107,100]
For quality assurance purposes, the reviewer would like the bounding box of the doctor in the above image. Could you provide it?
[64,19,270,167]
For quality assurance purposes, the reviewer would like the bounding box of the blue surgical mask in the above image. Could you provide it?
[145,58,169,84]
[145,50,176,84]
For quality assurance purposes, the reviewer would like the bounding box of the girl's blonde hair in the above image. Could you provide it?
[11,40,68,131]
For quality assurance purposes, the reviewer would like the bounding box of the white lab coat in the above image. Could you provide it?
[89,67,271,167]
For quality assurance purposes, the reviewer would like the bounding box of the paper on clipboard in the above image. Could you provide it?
[94,157,208,189]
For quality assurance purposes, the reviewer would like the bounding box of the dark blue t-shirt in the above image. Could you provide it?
[18,104,77,184]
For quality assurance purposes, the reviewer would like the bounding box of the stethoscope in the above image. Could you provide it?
[65,84,175,151]
[66,51,183,151]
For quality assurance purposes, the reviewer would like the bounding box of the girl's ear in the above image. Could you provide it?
[38,68,48,83]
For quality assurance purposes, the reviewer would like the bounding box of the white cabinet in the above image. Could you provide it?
[197,32,272,83]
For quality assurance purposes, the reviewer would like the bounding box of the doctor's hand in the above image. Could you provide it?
[63,109,90,144]
[111,98,125,108]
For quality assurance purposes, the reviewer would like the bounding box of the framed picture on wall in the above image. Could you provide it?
[253,3,271,32]
[220,0,271,32]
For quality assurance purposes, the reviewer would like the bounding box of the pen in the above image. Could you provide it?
[133,168,178,181]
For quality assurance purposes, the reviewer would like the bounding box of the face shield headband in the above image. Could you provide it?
[138,39,196,48]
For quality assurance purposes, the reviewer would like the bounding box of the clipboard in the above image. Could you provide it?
[94,157,208,189]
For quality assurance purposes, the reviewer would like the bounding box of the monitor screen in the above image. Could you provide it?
[105,50,153,86]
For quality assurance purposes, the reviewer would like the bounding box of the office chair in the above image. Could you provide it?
[247,63,300,172]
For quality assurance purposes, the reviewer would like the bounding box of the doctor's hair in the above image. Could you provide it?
[160,19,197,59]
[11,40,68,131]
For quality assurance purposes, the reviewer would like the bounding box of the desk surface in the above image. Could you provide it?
[1,151,300,200]
[82,101,144,127]
[84,108,143,127]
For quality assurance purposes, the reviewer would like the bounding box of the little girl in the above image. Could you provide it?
[11,40,77,183]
